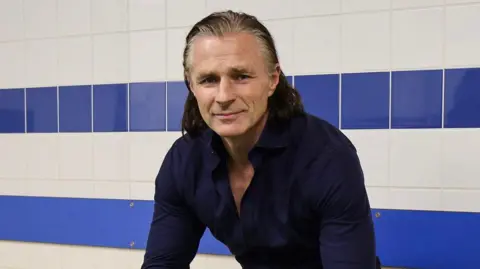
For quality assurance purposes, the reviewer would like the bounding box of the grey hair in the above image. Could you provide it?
[182,10,278,77]
[180,10,305,138]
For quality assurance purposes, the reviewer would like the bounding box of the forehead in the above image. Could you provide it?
[189,32,266,74]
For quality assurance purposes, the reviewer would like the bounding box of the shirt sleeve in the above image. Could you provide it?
[141,145,206,269]
[315,145,377,269]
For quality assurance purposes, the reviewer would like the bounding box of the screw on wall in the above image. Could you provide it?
[375,212,381,218]
[129,201,134,208]
[129,241,135,248]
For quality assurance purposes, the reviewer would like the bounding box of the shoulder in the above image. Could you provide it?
[291,115,366,208]
[164,131,210,170]
[155,131,210,196]
[289,113,357,160]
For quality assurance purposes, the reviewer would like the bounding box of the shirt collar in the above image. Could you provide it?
[203,116,291,155]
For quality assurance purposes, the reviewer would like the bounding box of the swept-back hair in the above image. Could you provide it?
[181,10,305,137]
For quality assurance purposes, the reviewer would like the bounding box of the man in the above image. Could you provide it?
[141,10,378,269]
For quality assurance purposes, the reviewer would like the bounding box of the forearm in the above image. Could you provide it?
[320,215,377,269]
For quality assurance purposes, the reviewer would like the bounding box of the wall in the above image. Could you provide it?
[1,0,479,268]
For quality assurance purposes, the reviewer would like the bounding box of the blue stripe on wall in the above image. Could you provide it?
[0,195,479,269]
[1,68,479,134]
[59,85,92,132]
[0,88,25,133]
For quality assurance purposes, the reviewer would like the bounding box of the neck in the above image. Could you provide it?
[222,112,268,166]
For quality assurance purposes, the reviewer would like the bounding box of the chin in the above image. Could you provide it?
[212,124,249,138]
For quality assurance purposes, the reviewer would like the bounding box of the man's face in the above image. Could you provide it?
[187,32,279,138]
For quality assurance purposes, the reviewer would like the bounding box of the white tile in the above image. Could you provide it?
[208,0,294,20]
[0,179,27,195]
[128,0,166,30]
[262,20,294,75]
[92,247,134,269]
[92,0,128,33]
[343,130,390,187]
[0,41,25,88]
[207,255,242,269]
[366,187,390,209]
[58,36,93,86]
[205,0,241,14]
[0,240,32,269]
[392,8,444,70]
[130,30,167,82]
[0,134,28,179]
[293,0,341,17]
[129,132,180,182]
[341,12,390,73]
[441,129,480,189]
[25,179,62,197]
[190,254,209,269]
[390,130,442,188]
[167,27,190,80]
[28,243,62,269]
[25,39,58,87]
[93,33,129,84]
[446,0,480,3]
[392,0,444,9]
[342,0,391,13]
[94,181,130,199]
[130,182,155,200]
[445,4,480,67]
[58,0,91,36]
[389,188,442,211]
[25,134,59,180]
[0,0,24,41]
[23,0,57,39]
[93,133,130,181]
[293,16,341,75]
[128,249,146,269]
[60,180,97,198]
[167,0,206,27]
[60,244,100,269]
[442,190,480,213]
[58,133,94,180]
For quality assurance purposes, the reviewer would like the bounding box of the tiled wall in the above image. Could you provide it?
[1,0,480,269]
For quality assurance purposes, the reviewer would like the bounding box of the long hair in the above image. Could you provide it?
[181,10,305,137]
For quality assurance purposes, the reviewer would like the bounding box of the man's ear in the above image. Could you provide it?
[268,64,281,96]
[185,73,196,97]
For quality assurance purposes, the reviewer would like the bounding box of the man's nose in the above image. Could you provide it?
[215,79,235,105]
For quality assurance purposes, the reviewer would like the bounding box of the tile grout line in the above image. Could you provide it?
[90,0,94,134]
[338,2,343,129]
[388,1,393,130]
[126,0,131,133]
[165,0,169,132]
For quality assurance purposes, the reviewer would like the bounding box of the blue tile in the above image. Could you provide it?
[93,84,128,132]
[26,87,58,133]
[445,68,480,128]
[0,89,25,133]
[129,82,166,131]
[167,81,189,131]
[59,85,92,132]
[295,74,339,127]
[341,72,389,129]
[391,70,443,129]
[286,75,293,86]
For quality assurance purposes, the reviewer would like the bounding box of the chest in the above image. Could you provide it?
[228,163,254,214]
[187,149,321,252]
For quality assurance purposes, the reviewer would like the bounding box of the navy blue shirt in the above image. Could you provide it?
[142,113,377,269]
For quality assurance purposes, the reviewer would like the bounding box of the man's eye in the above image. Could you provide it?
[236,74,250,80]
[199,77,217,84]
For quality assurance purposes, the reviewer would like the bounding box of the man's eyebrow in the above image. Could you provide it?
[195,66,254,79]
[229,66,253,74]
